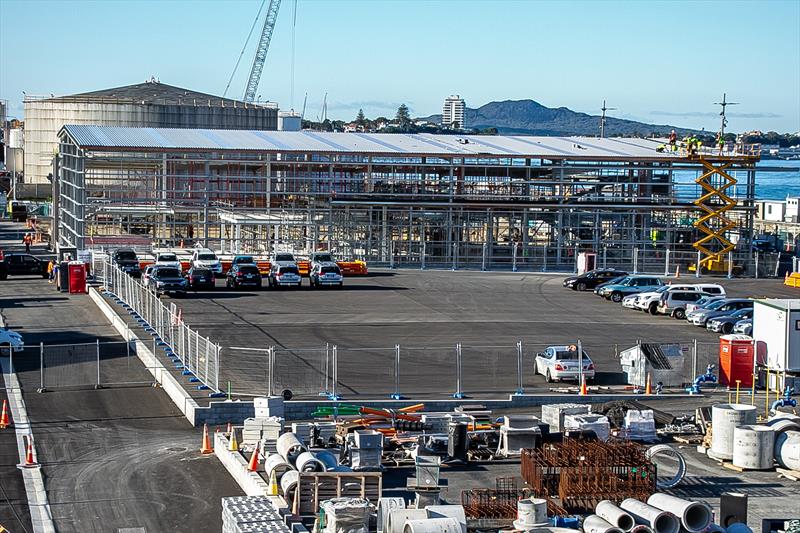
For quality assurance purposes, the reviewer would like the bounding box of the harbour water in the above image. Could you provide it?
[673,159,800,201]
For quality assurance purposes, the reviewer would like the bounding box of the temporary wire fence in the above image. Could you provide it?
[98,260,222,395]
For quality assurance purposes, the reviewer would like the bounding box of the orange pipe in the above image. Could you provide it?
[398,403,425,413]
[359,406,420,422]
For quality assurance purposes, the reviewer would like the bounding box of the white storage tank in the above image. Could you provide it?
[732,425,775,470]
[709,404,757,460]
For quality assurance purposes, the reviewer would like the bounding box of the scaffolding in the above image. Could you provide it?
[55,126,763,274]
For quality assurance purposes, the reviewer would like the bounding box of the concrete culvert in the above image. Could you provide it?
[596,500,636,531]
[620,499,680,533]
[583,514,626,533]
[647,494,712,533]
[645,445,686,490]
[403,518,462,533]
[775,430,800,471]
[630,526,655,533]
[264,453,293,480]
[295,451,325,472]
[276,432,307,464]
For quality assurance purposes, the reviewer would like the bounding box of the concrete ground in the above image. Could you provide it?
[170,268,792,398]
[0,383,32,532]
[0,220,244,533]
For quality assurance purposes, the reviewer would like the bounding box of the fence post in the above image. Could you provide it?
[664,249,671,277]
[451,242,457,271]
[754,252,759,279]
[692,339,698,382]
[330,345,340,400]
[390,344,402,399]
[204,340,210,388]
[512,242,518,272]
[38,342,45,392]
[728,251,734,279]
[267,346,274,397]
[420,238,426,270]
[602,245,607,269]
[95,339,101,389]
[633,247,639,274]
[695,250,702,278]
[215,344,221,394]
[389,240,395,269]
[577,339,584,392]
[453,343,465,399]
[481,243,487,271]
[323,343,330,395]
[515,340,524,396]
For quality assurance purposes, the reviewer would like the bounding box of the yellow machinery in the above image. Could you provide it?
[689,158,739,274]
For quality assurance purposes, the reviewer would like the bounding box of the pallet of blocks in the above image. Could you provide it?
[222,496,289,533]
[292,472,382,516]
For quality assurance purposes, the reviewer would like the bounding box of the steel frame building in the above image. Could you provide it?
[55,125,761,273]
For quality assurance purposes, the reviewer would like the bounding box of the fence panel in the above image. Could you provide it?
[399,346,457,397]
[272,347,328,398]
[460,344,519,396]
[98,340,154,386]
[41,342,100,390]
[336,347,394,398]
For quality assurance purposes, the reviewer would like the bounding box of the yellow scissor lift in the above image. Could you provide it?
[689,158,742,275]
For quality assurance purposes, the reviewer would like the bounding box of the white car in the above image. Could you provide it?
[685,295,726,315]
[155,252,182,271]
[310,252,335,272]
[310,262,343,288]
[0,328,24,352]
[622,294,641,309]
[535,345,595,383]
[191,248,222,276]
[142,264,156,285]
[634,284,712,315]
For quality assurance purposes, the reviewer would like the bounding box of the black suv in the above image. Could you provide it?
[0,253,49,280]
[147,266,187,296]
[112,249,141,277]
[226,263,262,289]
[563,269,628,291]
[187,267,215,290]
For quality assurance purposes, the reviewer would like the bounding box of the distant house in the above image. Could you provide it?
[757,200,786,222]
[787,197,799,223]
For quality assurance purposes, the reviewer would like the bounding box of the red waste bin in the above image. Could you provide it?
[67,261,87,294]
[719,334,754,388]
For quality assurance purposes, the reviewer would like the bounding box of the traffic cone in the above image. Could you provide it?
[645,373,652,395]
[0,400,9,429]
[228,428,239,452]
[247,442,260,472]
[268,467,279,495]
[22,435,36,467]
[579,376,588,396]
[675,266,680,279]
[200,423,213,455]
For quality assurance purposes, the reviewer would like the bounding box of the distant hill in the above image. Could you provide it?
[422,99,700,137]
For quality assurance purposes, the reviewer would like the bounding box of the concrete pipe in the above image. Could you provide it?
[629,526,654,533]
[276,432,307,464]
[583,514,625,533]
[425,505,467,533]
[403,518,462,533]
[264,453,293,480]
[775,430,800,471]
[295,451,325,472]
[766,418,800,435]
[647,494,712,533]
[387,509,428,533]
[377,497,405,533]
[620,499,679,533]
[709,404,757,461]
[513,498,548,531]
[732,425,775,470]
[596,500,636,532]
[644,445,686,490]
[280,469,299,503]
[316,450,341,471]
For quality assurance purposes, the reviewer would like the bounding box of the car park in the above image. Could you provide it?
[268,262,302,288]
[685,295,727,315]
[0,328,24,352]
[707,308,754,334]
[226,263,262,289]
[0,253,49,279]
[634,284,711,314]
[155,252,182,270]
[112,248,141,277]
[563,269,628,291]
[534,345,595,383]
[597,275,664,303]
[148,266,187,296]
[687,298,753,327]
[733,318,753,335]
[191,248,222,276]
[593,275,628,295]
[187,267,215,290]
[656,290,707,319]
[310,262,343,288]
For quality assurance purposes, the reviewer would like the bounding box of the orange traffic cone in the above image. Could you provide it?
[247,442,260,472]
[645,373,652,395]
[200,423,213,455]
[0,399,9,429]
[579,376,588,396]
[675,266,680,279]
[21,435,36,467]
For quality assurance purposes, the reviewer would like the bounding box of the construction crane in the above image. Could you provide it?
[243,0,282,103]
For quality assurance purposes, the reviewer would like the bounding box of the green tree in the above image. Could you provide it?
[396,104,411,128]
[355,108,366,127]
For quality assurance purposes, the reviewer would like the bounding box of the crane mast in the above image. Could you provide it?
[244,0,282,103]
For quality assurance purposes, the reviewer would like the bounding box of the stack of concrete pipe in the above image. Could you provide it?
[769,415,800,471]
[612,494,712,533]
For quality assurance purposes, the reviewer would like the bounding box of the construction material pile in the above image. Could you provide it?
[222,496,290,533]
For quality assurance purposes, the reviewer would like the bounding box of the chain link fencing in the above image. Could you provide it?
[97,260,221,394]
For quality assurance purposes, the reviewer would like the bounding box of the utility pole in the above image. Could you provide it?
[714,93,738,138]
[599,99,616,138]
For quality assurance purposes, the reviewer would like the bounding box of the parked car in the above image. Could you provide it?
[310,252,335,271]
[733,318,753,335]
[272,252,296,263]
[187,267,215,290]
[597,276,664,303]
[148,266,187,296]
[226,263,262,289]
[112,248,141,277]
[232,255,255,266]
[142,264,156,285]
[656,290,707,319]
[310,262,343,288]
[0,328,24,352]
[685,295,727,315]
[155,252,182,270]
[707,308,754,334]
[621,293,641,309]
[534,345,595,383]
[593,275,628,295]
[563,269,628,291]
[268,262,302,288]
[0,253,49,280]
[687,298,753,327]
[191,248,222,277]
[634,284,711,314]
[693,283,726,297]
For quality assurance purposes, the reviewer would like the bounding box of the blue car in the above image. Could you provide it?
[596,275,664,303]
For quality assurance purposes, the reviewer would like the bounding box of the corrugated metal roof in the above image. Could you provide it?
[62,125,680,159]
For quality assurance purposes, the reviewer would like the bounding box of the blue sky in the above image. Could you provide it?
[1,0,798,132]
